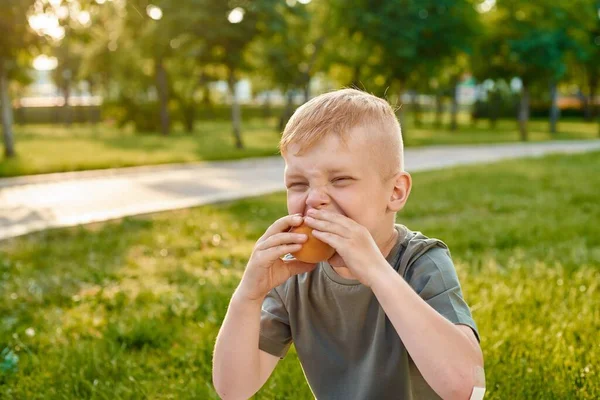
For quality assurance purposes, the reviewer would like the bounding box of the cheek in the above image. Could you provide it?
[330,188,363,219]
[335,185,384,223]
[286,192,305,214]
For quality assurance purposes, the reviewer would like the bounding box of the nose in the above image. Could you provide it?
[305,186,330,212]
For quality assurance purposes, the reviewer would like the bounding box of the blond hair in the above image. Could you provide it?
[279,89,404,177]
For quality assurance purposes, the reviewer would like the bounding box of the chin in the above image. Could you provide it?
[327,253,347,268]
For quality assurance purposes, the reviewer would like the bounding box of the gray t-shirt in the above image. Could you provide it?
[259,224,479,399]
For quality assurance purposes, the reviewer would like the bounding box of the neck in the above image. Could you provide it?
[379,226,399,259]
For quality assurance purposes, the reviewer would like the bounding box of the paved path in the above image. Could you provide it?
[1,140,599,241]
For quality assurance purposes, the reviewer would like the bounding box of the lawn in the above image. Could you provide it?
[0,115,597,178]
[0,119,282,178]
[1,151,599,399]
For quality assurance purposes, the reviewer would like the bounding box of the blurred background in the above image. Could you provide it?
[1,0,600,176]
[1,1,600,399]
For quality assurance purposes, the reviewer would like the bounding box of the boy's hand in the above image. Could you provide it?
[237,214,318,302]
[304,209,388,287]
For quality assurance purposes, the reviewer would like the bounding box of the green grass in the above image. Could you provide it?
[1,151,599,399]
[1,115,598,177]
[403,117,599,146]
[0,119,282,178]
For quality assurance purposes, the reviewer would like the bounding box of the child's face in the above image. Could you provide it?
[283,127,397,243]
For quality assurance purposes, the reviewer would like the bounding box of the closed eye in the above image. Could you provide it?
[287,182,308,189]
[332,177,354,184]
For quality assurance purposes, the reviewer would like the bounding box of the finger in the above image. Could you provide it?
[259,214,304,242]
[262,243,304,261]
[256,232,308,251]
[306,209,354,230]
[304,216,348,238]
[311,229,344,249]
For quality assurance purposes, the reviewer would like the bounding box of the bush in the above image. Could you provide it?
[102,99,285,133]
[13,106,101,124]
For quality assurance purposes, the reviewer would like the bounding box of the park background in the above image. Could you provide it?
[1,0,599,398]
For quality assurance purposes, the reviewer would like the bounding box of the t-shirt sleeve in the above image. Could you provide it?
[259,287,293,358]
[405,247,480,342]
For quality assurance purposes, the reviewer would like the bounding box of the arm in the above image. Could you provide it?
[371,267,484,400]
[212,214,317,399]
[212,291,280,400]
[304,209,484,400]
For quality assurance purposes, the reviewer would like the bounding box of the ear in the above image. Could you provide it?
[387,171,412,212]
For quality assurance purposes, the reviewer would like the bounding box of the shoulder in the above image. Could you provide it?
[397,226,451,271]
[398,226,456,283]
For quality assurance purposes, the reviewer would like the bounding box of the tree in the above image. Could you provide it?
[49,0,94,126]
[331,0,481,134]
[81,0,187,135]
[196,0,281,148]
[0,0,38,158]
[431,54,473,131]
[248,0,327,131]
[568,0,600,126]
[168,39,219,133]
[473,1,574,139]
[125,0,182,136]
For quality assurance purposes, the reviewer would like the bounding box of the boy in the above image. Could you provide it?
[213,89,485,399]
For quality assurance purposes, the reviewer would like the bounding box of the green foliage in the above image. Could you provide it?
[472,0,581,86]
[248,1,317,93]
[3,1,600,149]
[0,0,38,67]
[328,0,480,94]
[1,151,599,398]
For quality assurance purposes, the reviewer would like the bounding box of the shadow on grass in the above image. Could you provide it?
[2,151,599,398]
[0,194,297,398]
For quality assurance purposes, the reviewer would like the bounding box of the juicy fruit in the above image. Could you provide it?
[289,223,336,263]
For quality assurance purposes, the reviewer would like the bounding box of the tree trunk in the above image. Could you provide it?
[155,57,170,136]
[184,105,195,133]
[63,86,73,126]
[0,60,16,158]
[590,75,598,121]
[450,83,459,131]
[434,92,443,128]
[301,36,324,103]
[597,97,600,137]
[412,91,422,127]
[304,81,310,104]
[228,69,243,149]
[263,91,271,119]
[396,87,406,138]
[202,85,211,106]
[581,89,591,121]
[518,84,530,142]
[549,81,560,135]
[61,68,73,127]
[202,84,215,119]
[489,90,499,129]
[350,65,361,89]
[278,91,294,132]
